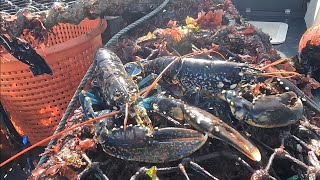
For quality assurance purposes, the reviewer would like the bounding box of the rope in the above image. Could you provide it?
[37,0,170,166]
[37,62,96,166]
[104,0,170,48]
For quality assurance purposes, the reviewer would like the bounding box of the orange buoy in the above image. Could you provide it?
[298,24,320,53]
[298,24,320,81]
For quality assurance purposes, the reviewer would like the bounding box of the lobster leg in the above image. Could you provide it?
[79,90,104,119]
[137,73,158,89]
[125,61,159,90]
[142,94,261,162]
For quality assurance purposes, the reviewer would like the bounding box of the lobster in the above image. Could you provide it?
[125,56,313,128]
[80,48,262,162]
[80,48,208,162]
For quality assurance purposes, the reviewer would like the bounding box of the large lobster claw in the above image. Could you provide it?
[149,95,261,162]
[96,124,207,163]
[277,78,320,115]
[222,90,304,128]
[181,105,261,162]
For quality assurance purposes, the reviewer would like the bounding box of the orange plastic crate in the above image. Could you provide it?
[0,18,107,144]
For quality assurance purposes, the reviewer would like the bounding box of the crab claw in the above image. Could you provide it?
[150,95,261,162]
[223,90,304,128]
[96,125,207,163]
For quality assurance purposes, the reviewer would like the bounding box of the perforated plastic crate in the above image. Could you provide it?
[0,18,107,144]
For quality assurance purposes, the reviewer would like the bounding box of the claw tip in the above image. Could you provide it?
[252,150,261,162]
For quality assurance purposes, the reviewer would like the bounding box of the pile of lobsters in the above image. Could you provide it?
[29,0,320,179]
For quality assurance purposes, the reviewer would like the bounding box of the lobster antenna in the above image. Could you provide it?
[191,44,226,60]
[260,58,291,71]
[211,51,226,60]
[123,103,129,128]
[259,71,300,78]
[0,111,120,168]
